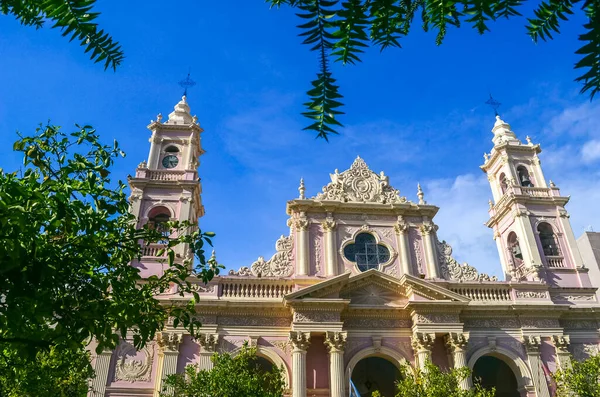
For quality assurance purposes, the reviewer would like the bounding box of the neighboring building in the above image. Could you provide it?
[90,97,600,397]
[577,231,600,302]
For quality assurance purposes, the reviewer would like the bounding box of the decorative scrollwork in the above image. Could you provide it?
[230,235,294,277]
[114,341,154,383]
[313,156,407,204]
[436,239,497,282]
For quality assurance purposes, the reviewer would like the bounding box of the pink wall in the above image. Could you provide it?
[177,336,200,372]
[306,335,330,389]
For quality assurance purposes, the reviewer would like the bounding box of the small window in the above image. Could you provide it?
[147,207,171,238]
[343,233,390,272]
[499,173,508,194]
[165,145,179,153]
[517,166,534,187]
[538,223,560,256]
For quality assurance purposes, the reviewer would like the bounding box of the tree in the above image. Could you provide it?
[267,0,600,139]
[393,361,495,397]
[553,354,600,397]
[0,124,221,395]
[1,0,123,70]
[162,344,286,397]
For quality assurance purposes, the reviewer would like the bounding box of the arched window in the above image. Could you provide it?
[517,166,533,187]
[343,233,390,271]
[538,223,560,256]
[164,145,179,153]
[499,173,508,194]
[507,232,523,267]
[147,206,171,238]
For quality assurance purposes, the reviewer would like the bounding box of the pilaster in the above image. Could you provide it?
[295,214,309,276]
[412,332,435,372]
[556,211,585,268]
[419,223,439,278]
[551,335,571,370]
[444,333,471,390]
[325,331,347,397]
[155,332,183,397]
[322,215,338,277]
[289,331,311,397]
[197,333,220,371]
[90,349,113,397]
[394,216,413,276]
[523,335,551,397]
[514,209,544,270]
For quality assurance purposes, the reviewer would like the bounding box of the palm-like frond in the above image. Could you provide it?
[575,0,600,98]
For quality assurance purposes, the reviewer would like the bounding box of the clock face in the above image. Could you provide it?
[162,155,179,169]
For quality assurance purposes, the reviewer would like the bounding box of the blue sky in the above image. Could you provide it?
[1,1,599,277]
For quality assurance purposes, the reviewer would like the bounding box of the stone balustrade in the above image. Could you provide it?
[546,256,565,268]
[220,279,294,299]
[450,285,512,302]
[520,186,551,197]
[147,170,187,181]
[141,243,167,257]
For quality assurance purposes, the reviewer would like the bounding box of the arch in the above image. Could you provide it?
[537,222,561,256]
[144,203,174,220]
[468,345,533,394]
[506,231,523,268]
[230,346,291,387]
[516,166,534,187]
[345,346,411,389]
[164,145,180,153]
[473,356,520,397]
[499,173,508,194]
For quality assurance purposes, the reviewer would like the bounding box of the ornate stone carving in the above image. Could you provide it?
[552,335,570,353]
[344,339,370,356]
[219,315,292,327]
[555,294,596,302]
[231,234,294,277]
[516,290,548,299]
[157,332,183,353]
[394,216,409,234]
[271,340,291,354]
[293,311,339,323]
[522,335,542,352]
[114,341,154,383]
[322,216,336,232]
[197,333,219,352]
[463,318,520,328]
[413,239,424,274]
[289,331,311,351]
[294,216,309,232]
[520,318,560,329]
[325,331,348,352]
[414,313,459,324]
[313,234,322,274]
[344,317,411,328]
[445,333,469,352]
[436,239,497,282]
[560,319,598,329]
[341,284,406,306]
[419,222,436,236]
[313,157,407,204]
[412,333,435,352]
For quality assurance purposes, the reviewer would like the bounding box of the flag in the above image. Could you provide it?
[349,379,361,397]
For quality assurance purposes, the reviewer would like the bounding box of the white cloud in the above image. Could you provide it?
[543,101,600,138]
[581,140,600,163]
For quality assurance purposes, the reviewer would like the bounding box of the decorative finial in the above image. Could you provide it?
[526,136,532,145]
[549,180,556,187]
[299,178,305,199]
[157,113,163,123]
[483,152,490,162]
[488,199,494,209]
[192,115,198,124]
[178,71,196,97]
[417,183,425,205]
[485,94,501,116]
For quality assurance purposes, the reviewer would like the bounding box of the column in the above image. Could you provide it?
[90,349,113,397]
[557,211,585,268]
[198,333,220,371]
[445,333,472,390]
[322,215,338,277]
[156,332,183,396]
[419,223,439,279]
[289,331,311,397]
[325,331,347,397]
[295,214,310,276]
[514,210,544,268]
[523,336,551,397]
[147,132,160,169]
[412,332,435,372]
[394,216,412,276]
[552,335,571,370]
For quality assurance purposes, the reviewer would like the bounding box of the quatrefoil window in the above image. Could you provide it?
[343,233,390,272]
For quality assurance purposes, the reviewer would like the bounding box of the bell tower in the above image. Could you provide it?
[128,96,205,277]
[481,115,589,287]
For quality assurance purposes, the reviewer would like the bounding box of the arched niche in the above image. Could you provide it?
[230,346,290,387]
[468,346,533,396]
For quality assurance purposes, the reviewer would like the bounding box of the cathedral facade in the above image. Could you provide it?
[90,97,600,397]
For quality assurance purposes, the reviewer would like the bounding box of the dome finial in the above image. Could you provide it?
[298,178,306,199]
[417,183,425,205]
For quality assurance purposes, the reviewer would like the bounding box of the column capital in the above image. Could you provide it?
[522,335,542,353]
[294,214,309,232]
[324,331,347,353]
[445,332,469,353]
[157,331,183,353]
[419,222,437,236]
[197,333,220,353]
[321,216,336,232]
[289,331,311,352]
[412,332,435,352]
[552,335,570,353]
[394,216,409,235]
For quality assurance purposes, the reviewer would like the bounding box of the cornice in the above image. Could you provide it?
[286,199,439,218]
[480,143,541,173]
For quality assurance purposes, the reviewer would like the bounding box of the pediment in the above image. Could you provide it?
[284,269,469,306]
